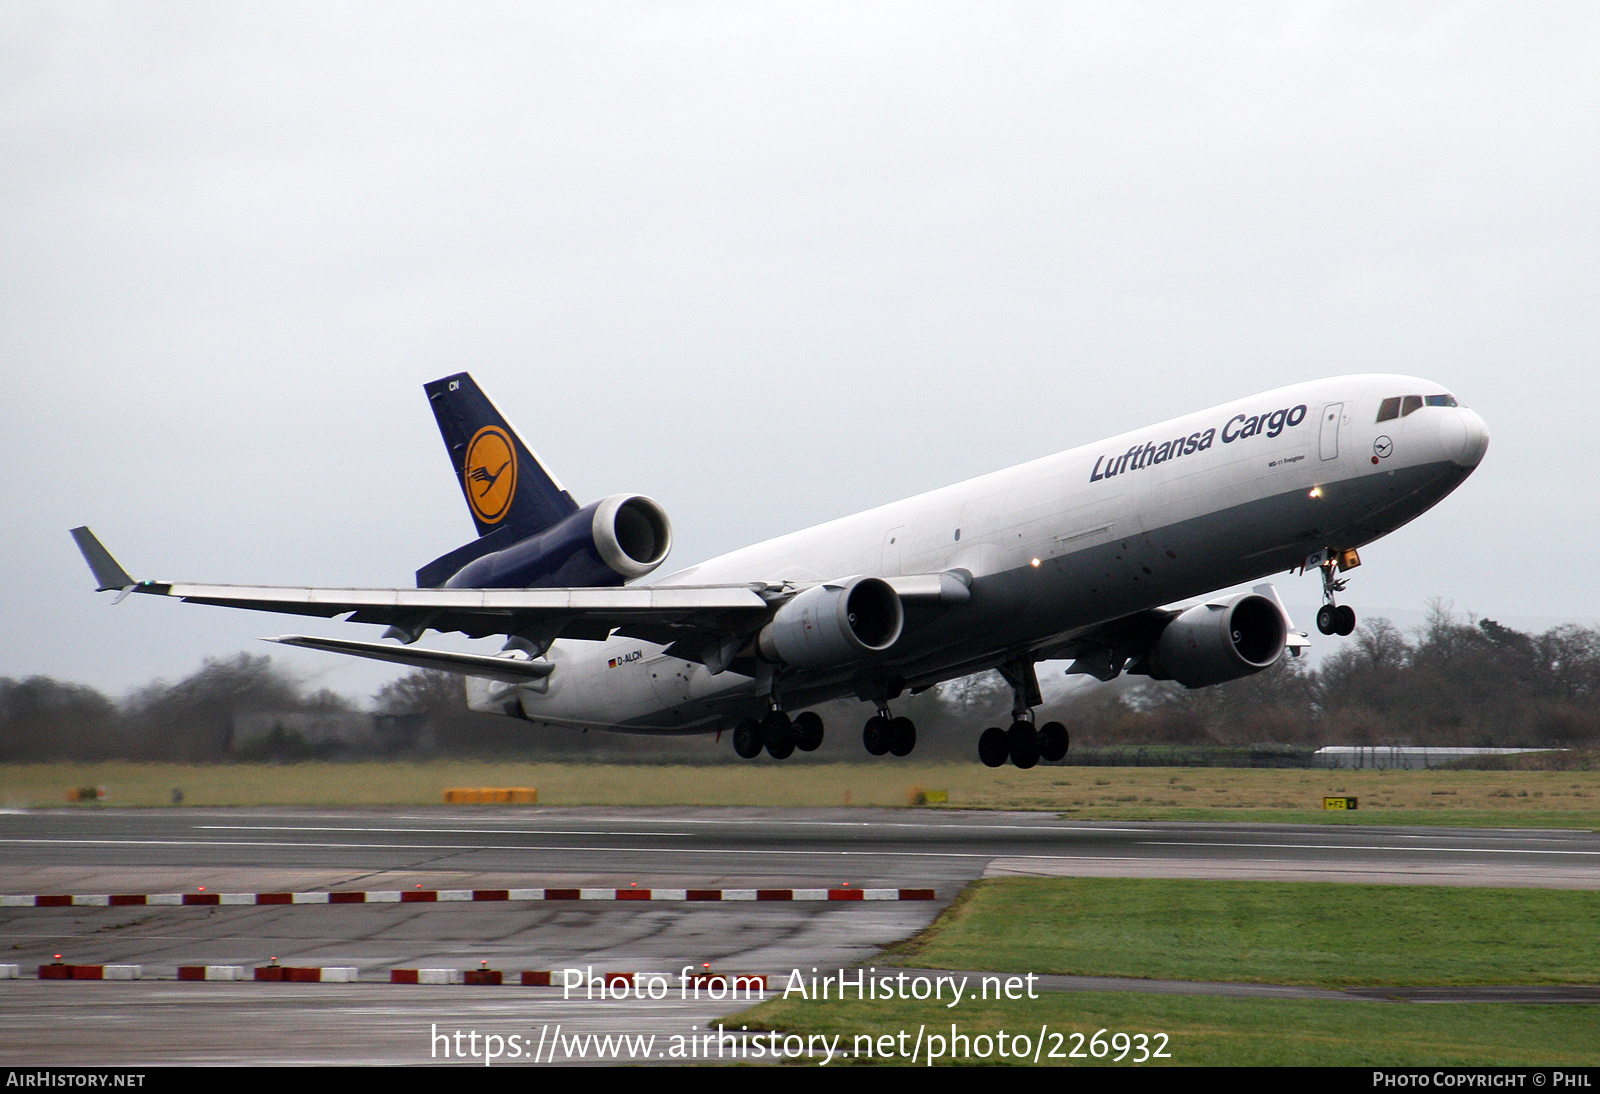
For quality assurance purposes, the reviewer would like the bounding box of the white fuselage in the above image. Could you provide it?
[472,374,1488,733]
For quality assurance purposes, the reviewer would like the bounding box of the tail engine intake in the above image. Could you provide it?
[442,493,672,589]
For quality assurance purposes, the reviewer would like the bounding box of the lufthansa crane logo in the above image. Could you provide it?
[464,426,517,524]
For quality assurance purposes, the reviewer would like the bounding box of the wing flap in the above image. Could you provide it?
[161,582,768,612]
[134,578,772,639]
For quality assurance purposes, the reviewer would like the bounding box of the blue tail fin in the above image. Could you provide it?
[423,373,579,541]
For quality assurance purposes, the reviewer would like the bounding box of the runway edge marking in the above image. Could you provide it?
[0,886,938,908]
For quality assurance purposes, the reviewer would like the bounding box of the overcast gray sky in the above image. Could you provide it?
[3,2,1596,703]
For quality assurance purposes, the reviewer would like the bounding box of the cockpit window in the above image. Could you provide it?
[1379,392,1461,422]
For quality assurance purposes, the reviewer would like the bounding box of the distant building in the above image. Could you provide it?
[1313,746,1559,770]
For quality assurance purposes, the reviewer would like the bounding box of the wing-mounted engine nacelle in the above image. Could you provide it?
[1146,592,1288,688]
[756,576,904,669]
[443,493,672,589]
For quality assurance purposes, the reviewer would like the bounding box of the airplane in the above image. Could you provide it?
[73,373,1488,768]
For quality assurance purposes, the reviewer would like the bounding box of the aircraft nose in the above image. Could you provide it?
[1439,407,1489,468]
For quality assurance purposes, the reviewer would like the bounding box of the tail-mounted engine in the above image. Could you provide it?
[1145,591,1287,688]
[756,576,904,669]
[441,493,672,589]
[590,494,673,580]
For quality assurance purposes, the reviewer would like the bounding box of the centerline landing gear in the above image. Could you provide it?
[863,706,916,758]
[978,659,1070,769]
[1315,550,1360,637]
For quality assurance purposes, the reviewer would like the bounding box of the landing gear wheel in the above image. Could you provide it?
[1038,721,1069,763]
[1335,604,1357,636]
[1316,604,1338,636]
[793,711,824,752]
[1317,555,1356,638]
[1007,720,1041,770]
[862,715,891,756]
[732,718,764,759]
[887,716,917,757]
[978,727,1008,767]
[763,711,795,759]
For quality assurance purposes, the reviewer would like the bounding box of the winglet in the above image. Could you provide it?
[70,527,136,592]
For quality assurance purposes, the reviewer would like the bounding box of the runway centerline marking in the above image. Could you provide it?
[190,822,1148,836]
[193,826,694,837]
[0,837,994,857]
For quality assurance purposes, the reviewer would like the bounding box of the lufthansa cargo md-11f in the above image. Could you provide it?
[73,374,1487,767]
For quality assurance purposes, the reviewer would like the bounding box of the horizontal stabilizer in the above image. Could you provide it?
[70,527,135,591]
[264,635,557,684]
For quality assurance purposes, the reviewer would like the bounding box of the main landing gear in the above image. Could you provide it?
[862,709,917,758]
[978,659,1070,769]
[732,708,825,760]
[1315,552,1359,637]
[978,720,1069,769]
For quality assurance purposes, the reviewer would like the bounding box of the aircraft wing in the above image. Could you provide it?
[71,526,773,644]
[108,574,774,639]
[72,527,976,680]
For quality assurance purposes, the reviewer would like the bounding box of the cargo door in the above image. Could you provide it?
[1319,403,1343,461]
[647,655,691,704]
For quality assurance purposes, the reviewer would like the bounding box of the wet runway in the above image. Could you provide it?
[5,806,1599,892]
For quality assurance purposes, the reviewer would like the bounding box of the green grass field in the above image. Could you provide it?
[730,993,1600,1067]
[727,876,1600,1066]
[887,877,1600,985]
[3,761,1599,827]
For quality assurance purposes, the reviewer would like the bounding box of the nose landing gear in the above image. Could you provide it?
[1315,552,1360,636]
[1316,603,1356,637]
